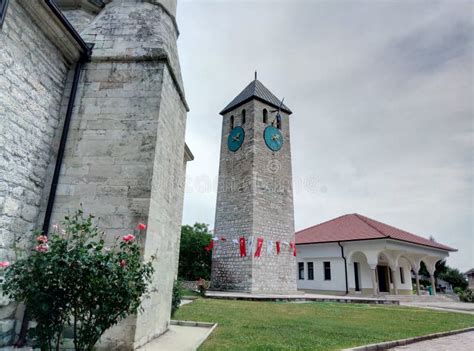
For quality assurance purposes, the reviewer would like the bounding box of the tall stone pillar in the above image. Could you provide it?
[49,0,190,349]
[390,266,398,295]
[370,266,378,295]
[415,273,421,296]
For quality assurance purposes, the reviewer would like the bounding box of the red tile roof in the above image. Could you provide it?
[295,214,456,252]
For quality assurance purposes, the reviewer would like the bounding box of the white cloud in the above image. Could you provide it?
[178,0,473,271]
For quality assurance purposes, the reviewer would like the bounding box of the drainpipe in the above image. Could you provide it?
[15,3,92,346]
[338,242,349,295]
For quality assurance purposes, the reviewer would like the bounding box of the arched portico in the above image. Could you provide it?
[346,246,446,296]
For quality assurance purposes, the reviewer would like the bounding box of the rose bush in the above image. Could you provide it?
[1,210,153,350]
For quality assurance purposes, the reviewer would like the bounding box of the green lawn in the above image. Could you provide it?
[174,299,474,350]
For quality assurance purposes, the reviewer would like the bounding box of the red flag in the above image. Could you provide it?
[204,240,214,251]
[276,241,281,254]
[290,241,296,256]
[220,237,227,241]
[254,237,264,257]
[239,237,246,257]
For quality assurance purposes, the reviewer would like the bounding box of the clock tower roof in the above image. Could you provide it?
[220,78,292,115]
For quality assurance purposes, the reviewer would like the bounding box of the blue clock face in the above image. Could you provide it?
[264,126,283,151]
[228,126,245,152]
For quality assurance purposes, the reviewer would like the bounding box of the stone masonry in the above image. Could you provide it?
[212,81,297,293]
[0,0,83,345]
[0,0,190,349]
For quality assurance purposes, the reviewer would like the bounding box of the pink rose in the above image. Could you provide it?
[137,223,147,231]
[35,244,49,252]
[36,235,48,244]
[122,234,135,242]
[120,259,126,268]
[0,261,10,268]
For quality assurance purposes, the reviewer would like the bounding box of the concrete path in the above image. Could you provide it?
[401,301,474,315]
[140,324,215,351]
[389,331,474,350]
[206,290,398,304]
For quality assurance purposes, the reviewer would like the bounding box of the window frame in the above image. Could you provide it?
[298,262,304,280]
[230,115,234,131]
[263,109,268,124]
[241,109,246,125]
[307,262,314,280]
[323,261,331,281]
[0,0,10,28]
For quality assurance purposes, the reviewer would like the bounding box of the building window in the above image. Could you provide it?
[263,109,268,124]
[230,115,234,131]
[307,262,314,280]
[323,261,331,280]
[0,0,10,28]
[400,267,405,284]
[298,262,304,280]
[242,109,246,125]
[389,269,393,283]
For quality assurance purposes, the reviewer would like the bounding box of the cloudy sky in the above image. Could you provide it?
[176,0,473,271]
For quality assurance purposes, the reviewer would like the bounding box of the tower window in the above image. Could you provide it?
[242,109,246,125]
[276,114,282,130]
[263,109,268,124]
[230,115,234,131]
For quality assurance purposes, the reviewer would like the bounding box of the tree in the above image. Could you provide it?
[439,267,468,291]
[178,223,212,280]
[418,260,468,291]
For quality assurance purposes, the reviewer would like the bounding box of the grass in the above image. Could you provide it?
[174,299,474,350]
[182,288,200,297]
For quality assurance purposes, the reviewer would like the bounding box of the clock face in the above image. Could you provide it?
[264,126,283,151]
[228,126,245,152]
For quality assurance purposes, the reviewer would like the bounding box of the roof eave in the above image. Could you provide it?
[296,237,457,252]
[220,96,293,116]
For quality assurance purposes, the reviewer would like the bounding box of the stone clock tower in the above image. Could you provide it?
[212,77,297,293]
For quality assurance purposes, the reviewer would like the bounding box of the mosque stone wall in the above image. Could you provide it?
[0,0,72,345]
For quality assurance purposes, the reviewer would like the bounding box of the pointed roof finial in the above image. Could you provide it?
[255,71,257,81]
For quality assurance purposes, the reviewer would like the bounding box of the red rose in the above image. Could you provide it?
[122,234,135,242]
[36,235,48,244]
[137,223,147,231]
[120,260,126,268]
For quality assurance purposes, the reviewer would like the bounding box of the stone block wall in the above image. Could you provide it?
[0,0,72,345]
[212,100,255,291]
[48,0,188,349]
[212,98,297,293]
[251,100,296,293]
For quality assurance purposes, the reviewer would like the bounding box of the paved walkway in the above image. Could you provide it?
[401,301,474,314]
[206,290,398,304]
[140,324,215,351]
[389,331,474,350]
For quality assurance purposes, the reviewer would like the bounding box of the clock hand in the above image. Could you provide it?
[232,133,241,142]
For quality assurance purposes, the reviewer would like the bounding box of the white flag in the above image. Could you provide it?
[212,236,219,242]
[247,237,253,255]
[267,240,273,255]
[232,238,239,246]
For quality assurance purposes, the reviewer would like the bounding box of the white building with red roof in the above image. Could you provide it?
[295,214,456,296]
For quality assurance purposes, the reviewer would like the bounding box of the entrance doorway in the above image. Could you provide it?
[354,262,361,292]
[377,265,389,293]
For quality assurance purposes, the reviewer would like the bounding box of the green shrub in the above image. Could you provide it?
[171,280,183,317]
[456,288,474,303]
[2,210,154,350]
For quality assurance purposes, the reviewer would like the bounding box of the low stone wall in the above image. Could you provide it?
[182,281,198,292]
